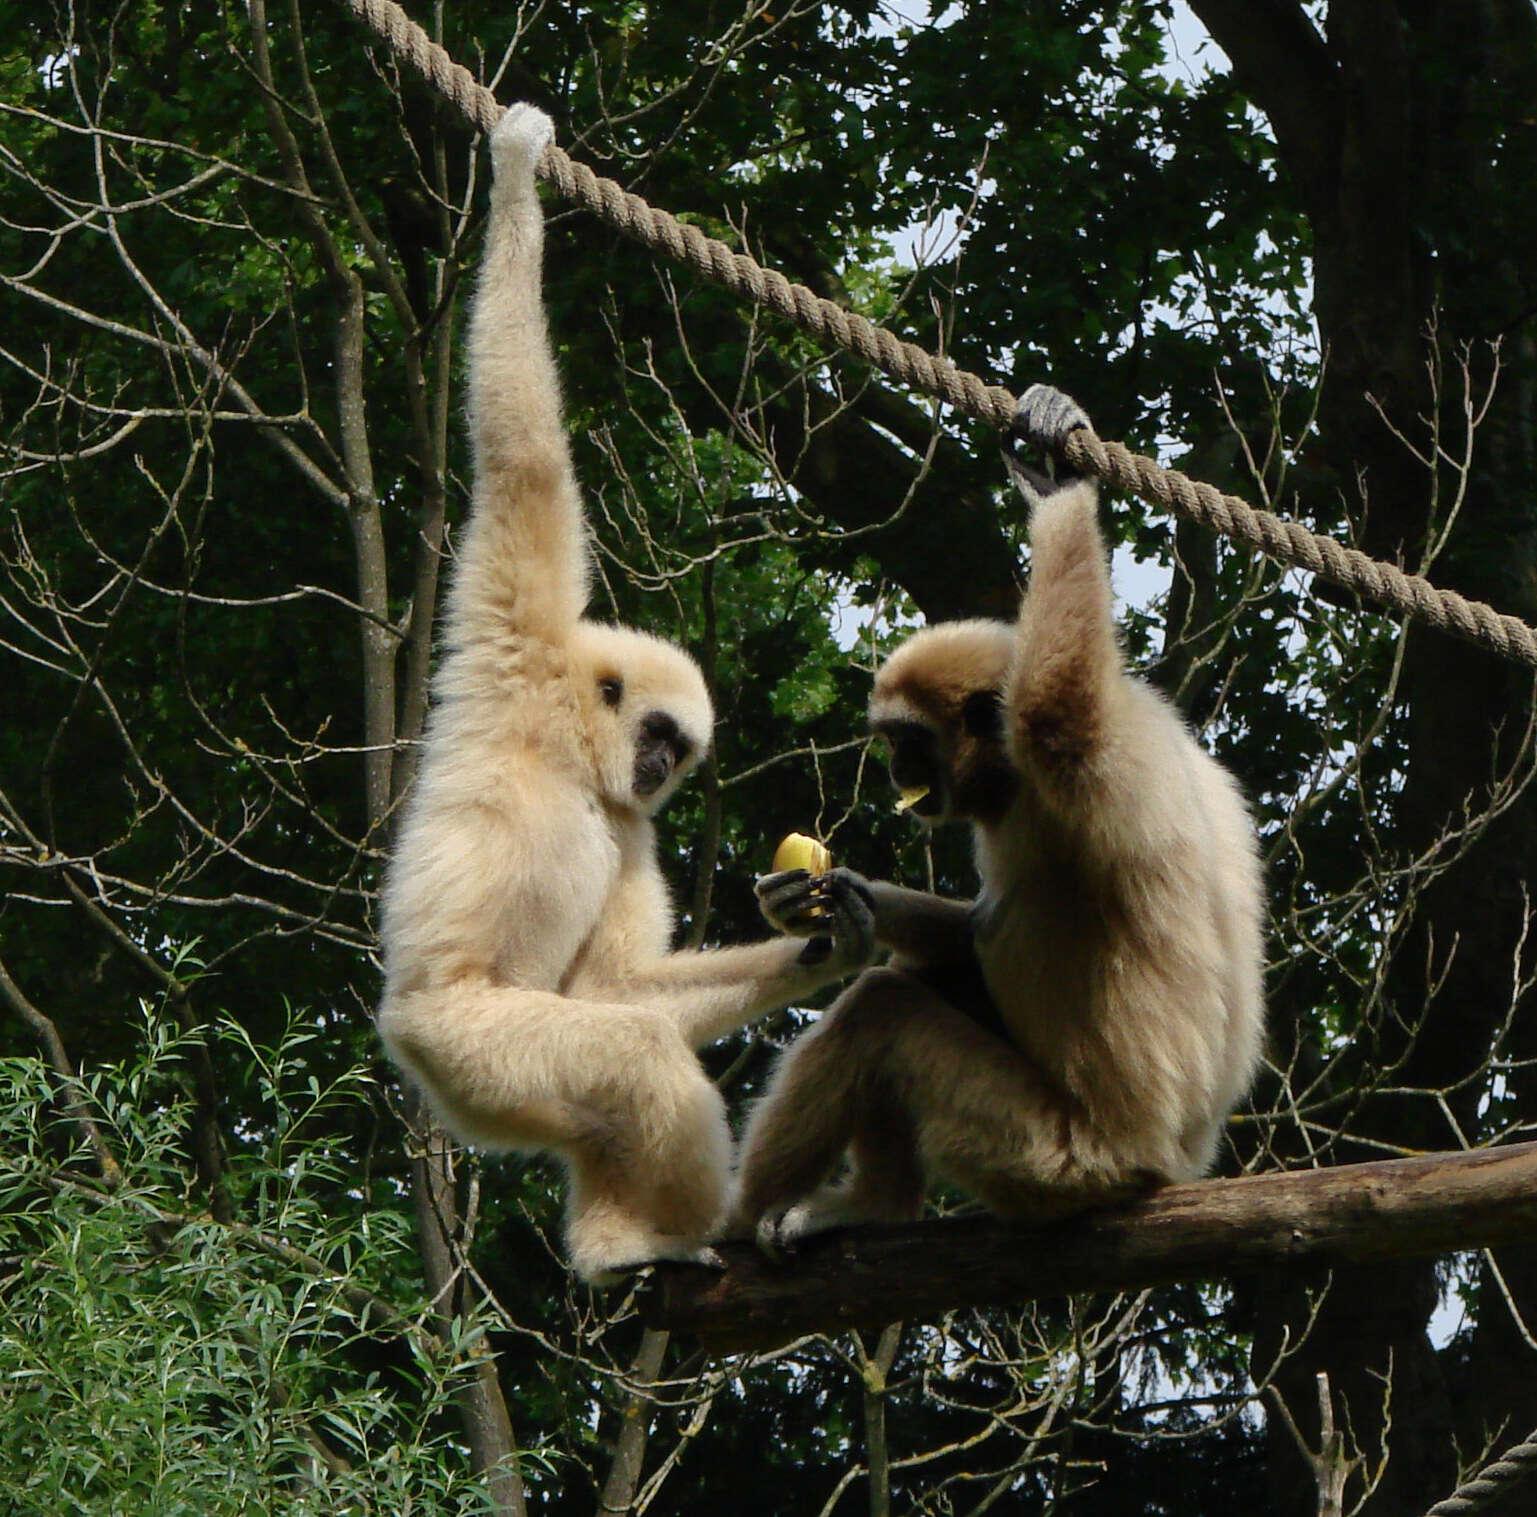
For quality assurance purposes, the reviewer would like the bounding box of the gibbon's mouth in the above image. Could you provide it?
[633,748,673,798]
[897,784,946,822]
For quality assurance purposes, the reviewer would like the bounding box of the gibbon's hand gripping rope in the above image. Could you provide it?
[337,0,1537,671]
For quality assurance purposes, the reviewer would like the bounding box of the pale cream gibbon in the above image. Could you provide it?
[733,387,1265,1250]
[377,105,875,1284]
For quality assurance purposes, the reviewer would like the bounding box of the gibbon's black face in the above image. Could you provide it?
[873,687,1010,825]
[632,709,694,799]
[592,672,695,801]
[868,620,1018,826]
[874,718,943,814]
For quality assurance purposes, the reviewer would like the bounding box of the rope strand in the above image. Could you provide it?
[336,0,1537,670]
[1423,1425,1537,1517]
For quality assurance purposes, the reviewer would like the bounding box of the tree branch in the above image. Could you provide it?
[642,1144,1537,1352]
[1185,0,1339,201]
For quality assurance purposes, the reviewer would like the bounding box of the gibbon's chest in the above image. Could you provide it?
[559,816,674,994]
[972,814,1118,1070]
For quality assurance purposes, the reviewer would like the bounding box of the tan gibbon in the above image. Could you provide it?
[732,386,1265,1249]
[377,105,875,1284]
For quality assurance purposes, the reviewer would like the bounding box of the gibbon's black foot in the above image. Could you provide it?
[1004,383,1093,504]
[587,1245,727,1289]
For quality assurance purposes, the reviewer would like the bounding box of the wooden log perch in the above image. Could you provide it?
[639,1143,1537,1352]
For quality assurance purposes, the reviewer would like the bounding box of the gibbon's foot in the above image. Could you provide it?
[752,1196,846,1261]
[755,1183,895,1262]
[792,870,876,972]
[585,1243,727,1289]
[753,1210,797,1264]
[490,101,555,181]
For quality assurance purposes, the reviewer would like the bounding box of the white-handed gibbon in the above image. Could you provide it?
[733,386,1265,1249]
[377,105,875,1284]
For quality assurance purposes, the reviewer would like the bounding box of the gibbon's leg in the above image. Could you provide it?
[451,102,589,650]
[737,968,1138,1248]
[563,1063,733,1284]
[382,985,732,1280]
[732,968,932,1244]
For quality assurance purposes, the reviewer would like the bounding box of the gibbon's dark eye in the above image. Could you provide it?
[641,710,689,760]
[597,676,624,709]
[961,689,1004,742]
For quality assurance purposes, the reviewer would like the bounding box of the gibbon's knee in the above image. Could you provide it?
[735,968,936,1220]
[815,965,933,1047]
[569,1082,728,1230]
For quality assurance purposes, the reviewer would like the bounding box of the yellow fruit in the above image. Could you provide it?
[894,785,930,812]
[771,832,833,875]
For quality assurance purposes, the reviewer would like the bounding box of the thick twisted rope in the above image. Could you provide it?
[1424,1424,1537,1517]
[336,0,1537,670]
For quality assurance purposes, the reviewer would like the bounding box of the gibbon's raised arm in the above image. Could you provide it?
[1006,482,1124,803]
[448,108,588,652]
[1003,444,1198,864]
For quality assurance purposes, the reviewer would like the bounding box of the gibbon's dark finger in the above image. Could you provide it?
[814,866,876,913]
[757,870,825,935]
[820,879,876,966]
[1004,382,1093,502]
[756,868,811,905]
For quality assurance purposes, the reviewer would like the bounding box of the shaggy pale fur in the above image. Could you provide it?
[377,106,872,1283]
[735,478,1265,1244]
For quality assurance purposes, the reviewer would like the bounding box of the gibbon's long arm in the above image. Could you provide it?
[864,879,974,964]
[1007,471,1207,875]
[572,872,878,1048]
[448,105,589,652]
[1007,481,1124,801]
[625,936,871,1048]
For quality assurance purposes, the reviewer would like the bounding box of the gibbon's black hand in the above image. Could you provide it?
[1003,381,1092,505]
[756,869,817,936]
[794,870,876,970]
[759,866,876,937]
